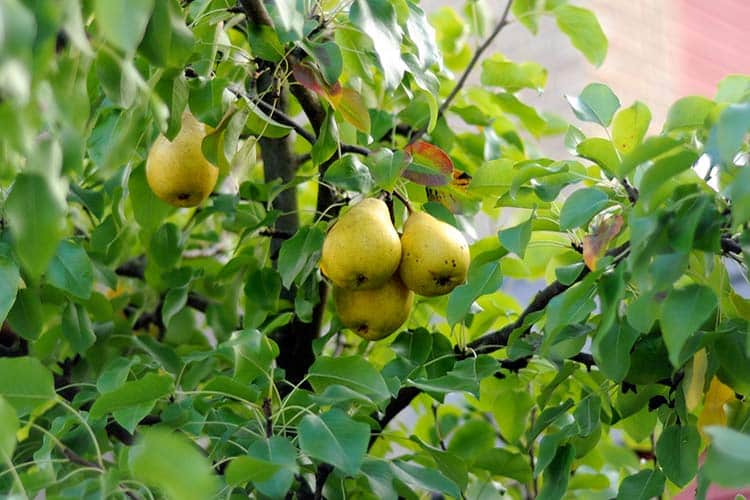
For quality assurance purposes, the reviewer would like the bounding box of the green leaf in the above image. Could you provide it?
[0,396,19,459]
[230,329,279,384]
[474,448,532,483]
[446,418,495,462]
[638,148,699,211]
[538,444,575,500]
[6,288,43,341]
[310,41,343,85]
[406,2,440,68]
[46,240,94,300]
[715,74,750,103]
[663,96,714,132]
[660,285,717,367]
[554,5,608,66]
[299,408,369,476]
[62,301,96,354]
[574,395,601,437]
[0,357,55,417]
[350,0,406,89]
[480,55,547,92]
[129,428,218,500]
[128,164,174,235]
[309,356,391,404]
[150,223,182,269]
[95,48,138,109]
[95,0,155,53]
[228,437,298,497]
[612,101,651,154]
[311,112,339,165]
[278,225,326,289]
[139,0,195,68]
[367,149,410,190]
[494,92,548,137]
[527,399,576,443]
[618,136,683,178]
[446,261,503,325]
[565,83,620,127]
[576,137,619,176]
[415,442,468,491]
[162,286,188,328]
[615,469,666,500]
[324,154,374,192]
[244,268,281,313]
[268,0,305,41]
[706,102,750,164]
[655,424,700,487]
[703,426,750,488]
[6,173,67,279]
[559,188,609,230]
[90,373,174,419]
[512,0,541,34]
[592,322,640,383]
[410,356,498,397]
[498,212,533,258]
[729,168,750,226]
[545,279,596,338]
[391,460,461,498]
[555,262,585,286]
[0,244,20,325]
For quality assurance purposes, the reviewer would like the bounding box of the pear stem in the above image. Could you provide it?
[390,189,413,214]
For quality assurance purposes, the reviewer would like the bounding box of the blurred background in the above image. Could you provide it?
[426,0,750,152]
[416,4,750,498]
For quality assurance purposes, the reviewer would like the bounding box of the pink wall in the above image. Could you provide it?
[677,0,750,97]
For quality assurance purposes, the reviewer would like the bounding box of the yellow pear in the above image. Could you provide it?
[333,274,413,340]
[146,111,219,207]
[399,211,470,296]
[320,198,401,290]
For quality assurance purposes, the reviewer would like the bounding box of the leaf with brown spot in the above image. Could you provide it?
[583,214,624,270]
[426,169,473,212]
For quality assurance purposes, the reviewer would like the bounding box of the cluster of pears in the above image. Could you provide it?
[320,198,470,340]
[146,111,219,207]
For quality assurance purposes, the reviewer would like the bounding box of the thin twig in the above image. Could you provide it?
[390,189,413,214]
[314,464,333,500]
[410,0,513,143]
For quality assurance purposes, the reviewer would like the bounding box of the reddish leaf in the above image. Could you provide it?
[402,141,454,186]
[292,63,327,98]
[583,214,624,270]
[329,87,370,133]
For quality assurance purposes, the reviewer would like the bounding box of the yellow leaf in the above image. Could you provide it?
[684,349,708,411]
[698,376,735,438]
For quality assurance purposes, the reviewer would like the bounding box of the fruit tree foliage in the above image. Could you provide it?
[1,0,750,499]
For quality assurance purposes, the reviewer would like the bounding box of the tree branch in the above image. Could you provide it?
[238,0,273,26]
[721,235,742,255]
[371,242,631,446]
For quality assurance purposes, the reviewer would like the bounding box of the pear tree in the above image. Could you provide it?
[1,0,750,499]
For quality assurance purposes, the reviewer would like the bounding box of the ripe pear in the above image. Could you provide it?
[146,111,219,207]
[320,198,401,290]
[399,211,470,296]
[333,274,413,340]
